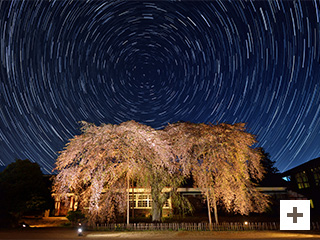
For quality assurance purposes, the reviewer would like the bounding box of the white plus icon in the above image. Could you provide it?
[280,200,310,230]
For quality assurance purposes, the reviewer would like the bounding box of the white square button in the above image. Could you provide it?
[280,200,310,230]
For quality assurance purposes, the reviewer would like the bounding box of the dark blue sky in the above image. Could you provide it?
[1,1,320,174]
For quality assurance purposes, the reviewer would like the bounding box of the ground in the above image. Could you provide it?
[0,228,319,240]
[1,217,318,240]
[20,216,69,227]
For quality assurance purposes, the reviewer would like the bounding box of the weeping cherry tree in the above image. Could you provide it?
[53,120,180,224]
[164,122,269,225]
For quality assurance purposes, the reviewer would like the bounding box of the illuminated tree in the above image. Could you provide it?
[53,121,180,224]
[164,122,269,224]
[54,120,268,225]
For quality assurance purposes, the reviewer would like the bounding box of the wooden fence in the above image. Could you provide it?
[91,221,320,231]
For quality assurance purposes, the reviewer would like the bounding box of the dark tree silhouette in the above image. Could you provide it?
[257,148,283,187]
[0,159,53,226]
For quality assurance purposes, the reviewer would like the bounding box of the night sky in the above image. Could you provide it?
[1,1,320,174]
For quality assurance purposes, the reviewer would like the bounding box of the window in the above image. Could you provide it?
[137,194,149,208]
[163,200,170,208]
[129,193,171,209]
[129,194,151,209]
[311,167,320,186]
[295,171,310,189]
[129,194,136,208]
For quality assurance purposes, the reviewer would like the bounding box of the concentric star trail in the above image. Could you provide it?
[1,1,319,173]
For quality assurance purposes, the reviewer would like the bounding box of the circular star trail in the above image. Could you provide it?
[1,1,320,173]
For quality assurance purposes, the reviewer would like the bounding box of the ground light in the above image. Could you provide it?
[78,223,83,236]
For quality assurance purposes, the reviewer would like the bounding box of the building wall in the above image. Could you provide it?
[282,158,320,215]
[53,187,294,219]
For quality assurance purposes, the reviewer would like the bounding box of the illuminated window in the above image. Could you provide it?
[311,167,320,186]
[163,200,170,208]
[129,194,136,208]
[129,193,171,209]
[295,171,310,189]
[310,199,314,208]
[137,194,149,208]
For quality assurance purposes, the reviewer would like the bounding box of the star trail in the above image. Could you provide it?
[1,1,320,174]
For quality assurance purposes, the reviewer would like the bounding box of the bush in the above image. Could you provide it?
[66,210,85,225]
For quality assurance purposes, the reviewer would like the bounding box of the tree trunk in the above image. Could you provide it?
[151,199,162,222]
[151,185,163,222]
[206,192,212,228]
[131,178,134,218]
[212,193,219,224]
[205,174,213,227]
[126,173,129,225]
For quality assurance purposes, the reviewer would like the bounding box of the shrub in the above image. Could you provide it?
[66,210,85,225]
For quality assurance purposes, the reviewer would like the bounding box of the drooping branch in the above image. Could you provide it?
[53,120,269,225]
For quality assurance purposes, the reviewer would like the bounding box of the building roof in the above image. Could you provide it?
[282,157,320,176]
